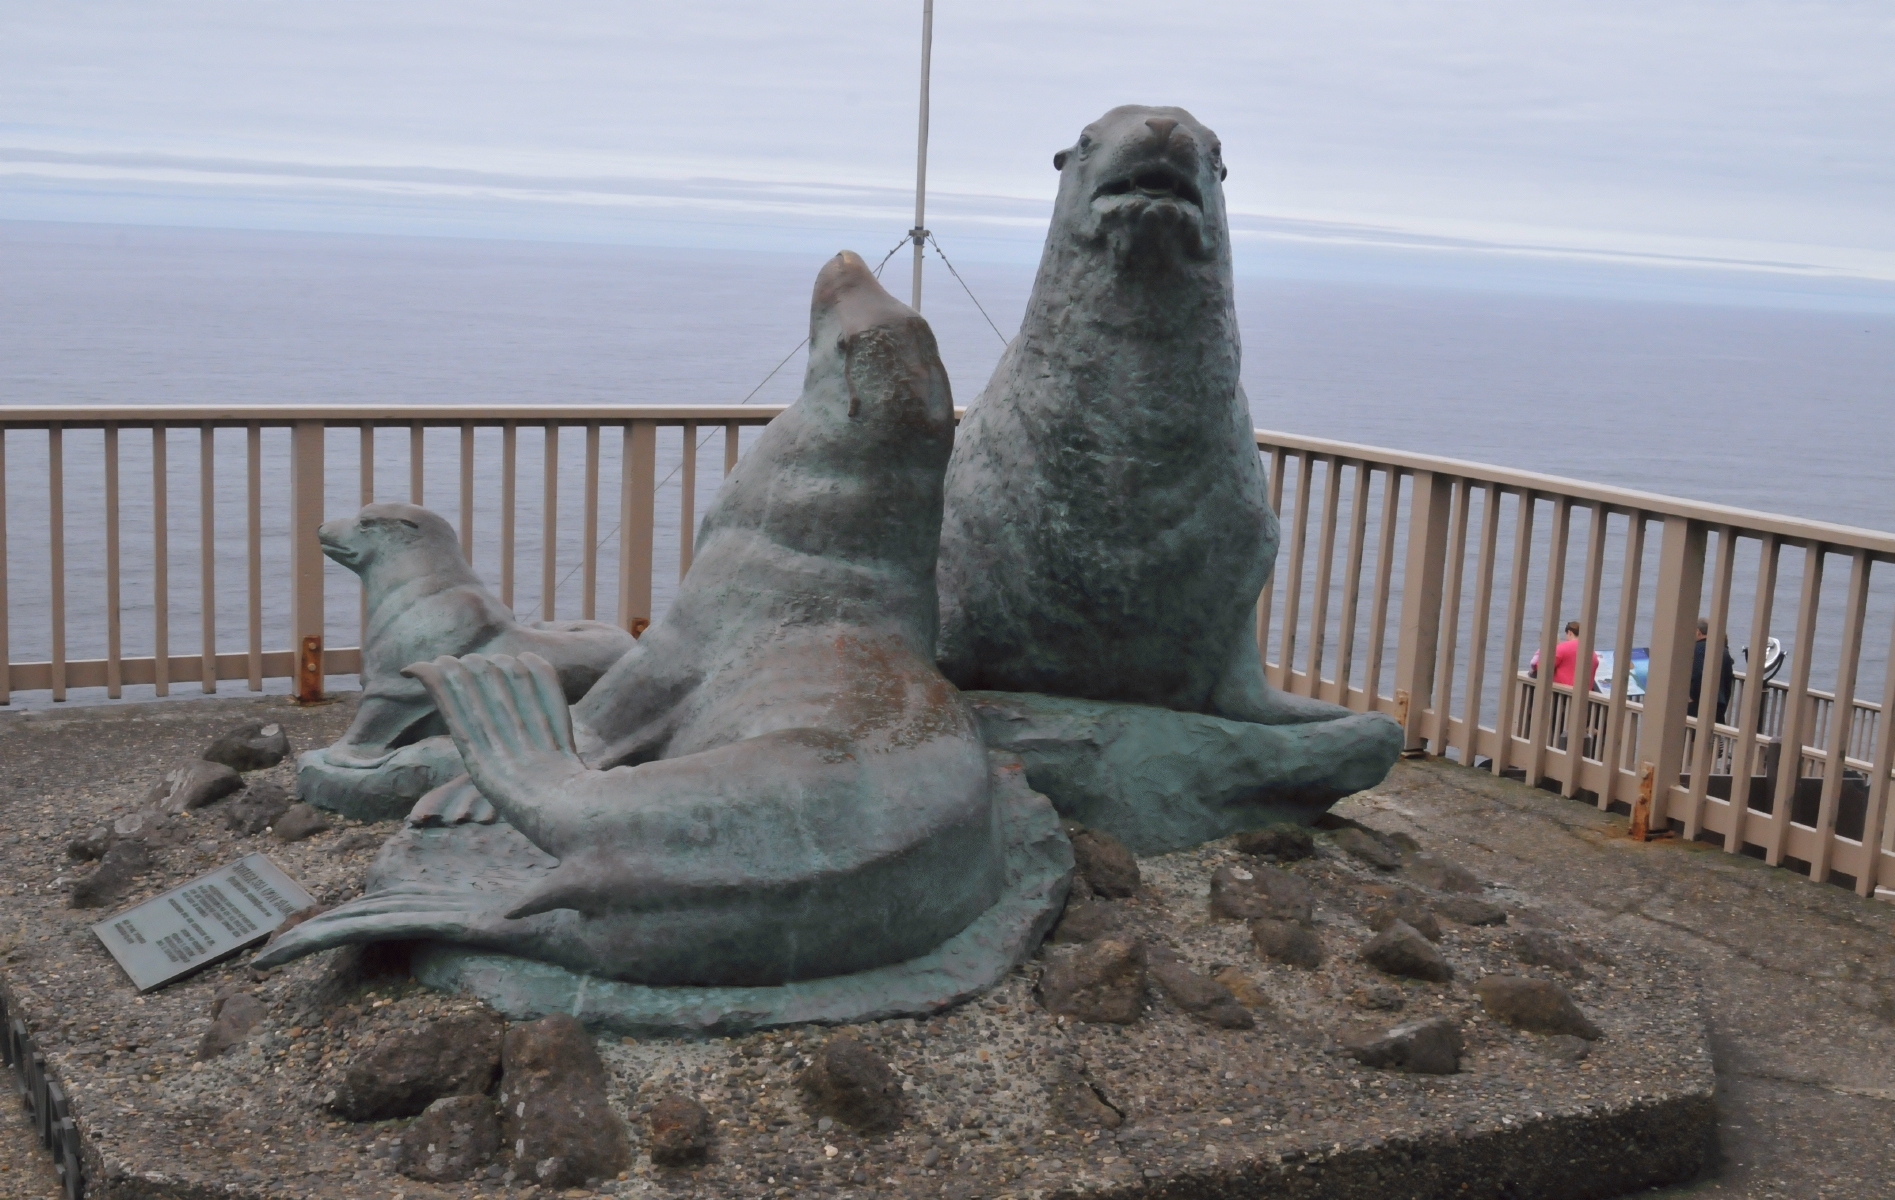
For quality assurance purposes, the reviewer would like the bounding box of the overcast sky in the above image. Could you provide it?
[4,1,1893,289]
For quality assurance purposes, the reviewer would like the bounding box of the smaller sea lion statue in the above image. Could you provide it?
[256,252,1070,1035]
[936,104,1403,852]
[295,502,637,819]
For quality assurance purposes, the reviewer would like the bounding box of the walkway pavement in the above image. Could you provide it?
[1343,757,1895,1198]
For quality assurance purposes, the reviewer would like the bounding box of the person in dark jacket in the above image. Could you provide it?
[1689,617,1736,724]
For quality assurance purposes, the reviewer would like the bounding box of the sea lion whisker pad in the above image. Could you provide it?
[937,104,1403,853]
[255,251,1072,1034]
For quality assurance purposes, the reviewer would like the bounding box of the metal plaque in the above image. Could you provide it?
[90,854,315,991]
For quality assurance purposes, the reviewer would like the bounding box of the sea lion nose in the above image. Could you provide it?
[1145,117,1178,146]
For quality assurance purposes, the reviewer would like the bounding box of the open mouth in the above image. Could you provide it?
[1094,165,1203,209]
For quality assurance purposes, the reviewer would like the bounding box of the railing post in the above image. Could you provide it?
[1393,469,1453,752]
[290,420,326,703]
[617,421,657,635]
[1633,514,1706,837]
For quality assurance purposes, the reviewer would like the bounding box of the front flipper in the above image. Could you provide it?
[405,773,497,827]
[400,651,590,853]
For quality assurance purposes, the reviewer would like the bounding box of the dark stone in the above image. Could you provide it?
[112,807,186,846]
[1211,966,1272,1010]
[398,1094,500,1183]
[69,838,152,909]
[1366,897,1442,942]
[203,720,292,772]
[1233,824,1315,861]
[1344,1017,1463,1074]
[799,1035,903,1132]
[1433,895,1508,926]
[1350,983,1405,1012]
[1403,853,1482,894]
[1037,938,1147,1024]
[1248,918,1323,969]
[270,802,332,842]
[327,830,383,857]
[147,758,245,814]
[327,1008,504,1120]
[1512,930,1594,978]
[1542,1034,1593,1062]
[1360,920,1453,982]
[1147,946,1254,1029]
[1050,897,1128,944]
[198,991,267,1059]
[1208,862,1313,925]
[1064,822,1140,898]
[1046,1064,1123,1129]
[498,1013,631,1188]
[66,827,112,861]
[1332,826,1403,871]
[219,781,294,836]
[647,1094,714,1166]
[1475,975,1603,1039]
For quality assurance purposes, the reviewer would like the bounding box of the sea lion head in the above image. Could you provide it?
[1050,105,1229,268]
[318,502,471,586]
[804,250,954,443]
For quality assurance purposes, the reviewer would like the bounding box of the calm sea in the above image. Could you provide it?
[2,220,1892,710]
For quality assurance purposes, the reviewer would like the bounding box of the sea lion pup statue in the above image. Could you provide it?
[257,252,1071,1034]
[294,501,638,820]
[936,105,1402,852]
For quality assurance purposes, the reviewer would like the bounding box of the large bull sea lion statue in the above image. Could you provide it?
[256,252,1071,1035]
[937,105,1403,851]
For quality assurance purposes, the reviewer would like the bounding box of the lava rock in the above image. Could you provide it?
[270,802,331,842]
[499,1013,631,1188]
[1047,1064,1123,1129]
[147,758,245,814]
[112,806,185,845]
[1037,937,1147,1024]
[1147,946,1254,1028]
[1475,975,1603,1039]
[198,991,268,1059]
[1350,983,1406,1012]
[1433,895,1509,926]
[1050,897,1128,944]
[1366,897,1443,942]
[1512,929,1594,978]
[69,838,153,909]
[1063,822,1141,898]
[1332,826,1404,870]
[1403,852,1482,893]
[398,1094,500,1183]
[1233,823,1316,861]
[219,781,294,836]
[647,1095,714,1166]
[66,827,113,861]
[1248,918,1323,968]
[799,1035,904,1132]
[1541,1034,1593,1062]
[1360,919,1453,982]
[327,830,383,857]
[1211,966,1271,1009]
[202,720,292,772]
[327,1009,504,1120]
[1344,1017,1463,1074]
[1208,862,1314,925]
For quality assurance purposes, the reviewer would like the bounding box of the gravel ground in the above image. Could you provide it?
[2,697,1717,1199]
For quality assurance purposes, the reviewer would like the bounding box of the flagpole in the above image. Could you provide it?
[911,0,934,312]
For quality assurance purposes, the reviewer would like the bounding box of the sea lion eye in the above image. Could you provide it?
[398,519,419,529]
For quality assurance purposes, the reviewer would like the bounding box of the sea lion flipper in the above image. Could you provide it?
[404,652,588,852]
[405,773,496,827]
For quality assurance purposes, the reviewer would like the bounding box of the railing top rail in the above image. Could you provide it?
[0,403,791,429]
[1255,426,1895,558]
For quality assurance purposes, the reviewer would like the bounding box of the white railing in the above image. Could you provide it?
[1254,431,1895,898]
[3,406,1893,899]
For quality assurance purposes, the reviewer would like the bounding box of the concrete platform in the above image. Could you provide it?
[1,695,1888,1197]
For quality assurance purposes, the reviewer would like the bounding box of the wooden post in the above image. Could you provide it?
[1393,470,1453,753]
[290,420,326,703]
[1634,515,1707,836]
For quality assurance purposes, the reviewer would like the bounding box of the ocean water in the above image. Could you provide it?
[2,220,1892,713]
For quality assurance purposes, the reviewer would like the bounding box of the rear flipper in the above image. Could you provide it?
[405,774,497,827]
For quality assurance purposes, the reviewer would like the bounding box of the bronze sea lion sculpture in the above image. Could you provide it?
[256,252,1071,1033]
[293,501,638,820]
[936,105,1402,851]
